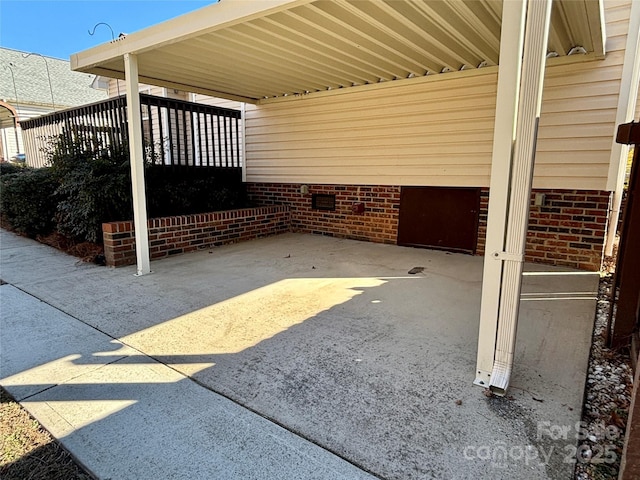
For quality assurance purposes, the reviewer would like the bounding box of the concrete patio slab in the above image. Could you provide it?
[0,229,599,479]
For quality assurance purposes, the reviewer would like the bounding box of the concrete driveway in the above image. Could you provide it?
[0,230,599,479]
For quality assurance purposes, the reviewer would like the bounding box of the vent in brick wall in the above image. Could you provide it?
[312,194,336,211]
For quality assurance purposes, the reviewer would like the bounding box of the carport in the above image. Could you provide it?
[70,0,637,395]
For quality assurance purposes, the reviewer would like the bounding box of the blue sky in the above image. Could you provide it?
[1,1,213,60]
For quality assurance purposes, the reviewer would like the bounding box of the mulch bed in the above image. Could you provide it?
[35,232,104,264]
[1,214,104,264]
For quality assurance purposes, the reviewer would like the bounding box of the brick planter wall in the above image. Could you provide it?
[247,183,400,244]
[102,206,290,267]
[248,182,610,271]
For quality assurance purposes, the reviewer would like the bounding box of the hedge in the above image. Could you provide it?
[0,133,247,244]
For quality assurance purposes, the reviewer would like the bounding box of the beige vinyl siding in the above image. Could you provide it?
[107,79,124,98]
[534,0,631,190]
[245,0,631,191]
[1,126,23,160]
[245,73,498,187]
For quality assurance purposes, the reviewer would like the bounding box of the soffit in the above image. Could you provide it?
[71,0,606,104]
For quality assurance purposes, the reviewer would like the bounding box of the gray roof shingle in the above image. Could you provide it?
[1,47,107,108]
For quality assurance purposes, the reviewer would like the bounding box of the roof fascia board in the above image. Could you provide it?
[71,0,314,72]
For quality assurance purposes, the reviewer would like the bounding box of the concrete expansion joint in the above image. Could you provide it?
[14,383,58,402]
[7,283,122,344]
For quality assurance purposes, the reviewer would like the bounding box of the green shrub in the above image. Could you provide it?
[0,168,57,237]
[0,163,26,176]
[2,132,248,245]
[48,135,132,243]
[145,167,246,217]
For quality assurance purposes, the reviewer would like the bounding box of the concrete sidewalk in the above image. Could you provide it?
[0,229,600,479]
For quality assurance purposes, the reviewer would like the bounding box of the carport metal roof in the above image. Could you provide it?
[71,0,605,104]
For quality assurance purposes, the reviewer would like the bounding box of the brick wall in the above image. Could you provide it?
[102,206,290,267]
[248,182,610,271]
[247,183,400,244]
[526,190,610,270]
[476,189,610,271]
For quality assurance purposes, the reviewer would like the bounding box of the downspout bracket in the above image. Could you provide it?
[492,251,525,263]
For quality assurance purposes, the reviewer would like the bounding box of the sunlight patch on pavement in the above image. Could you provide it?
[119,277,387,376]
[21,399,137,435]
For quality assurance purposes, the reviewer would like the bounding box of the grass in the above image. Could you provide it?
[0,387,93,480]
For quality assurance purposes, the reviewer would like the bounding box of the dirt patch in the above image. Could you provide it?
[0,387,94,480]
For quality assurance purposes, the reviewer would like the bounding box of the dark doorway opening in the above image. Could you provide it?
[397,186,480,254]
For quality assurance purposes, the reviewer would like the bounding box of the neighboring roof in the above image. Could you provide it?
[0,47,107,109]
[71,0,605,104]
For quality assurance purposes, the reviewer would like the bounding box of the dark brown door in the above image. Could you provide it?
[397,186,480,254]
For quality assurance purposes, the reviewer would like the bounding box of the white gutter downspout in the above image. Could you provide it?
[476,0,552,395]
[124,53,151,276]
[475,0,527,389]
[604,0,640,256]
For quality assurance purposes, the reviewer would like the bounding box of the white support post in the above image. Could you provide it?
[604,0,640,256]
[489,0,552,395]
[475,0,527,388]
[124,53,151,276]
